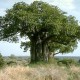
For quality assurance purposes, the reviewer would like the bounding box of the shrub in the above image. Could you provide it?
[57,59,76,67]
[9,54,16,60]
[6,60,17,66]
[0,53,5,68]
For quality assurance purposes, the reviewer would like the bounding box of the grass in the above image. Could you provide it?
[0,57,80,80]
[0,65,68,80]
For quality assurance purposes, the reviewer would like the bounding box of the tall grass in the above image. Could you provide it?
[0,65,68,80]
[0,58,80,80]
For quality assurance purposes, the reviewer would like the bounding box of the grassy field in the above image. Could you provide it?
[0,62,80,80]
[0,64,80,80]
[0,56,80,80]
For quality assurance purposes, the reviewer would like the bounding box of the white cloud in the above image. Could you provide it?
[0,0,33,16]
[9,0,33,4]
[0,0,75,10]
[0,0,78,20]
[0,8,6,16]
[45,0,80,21]
[0,0,78,19]
[48,0,75,10]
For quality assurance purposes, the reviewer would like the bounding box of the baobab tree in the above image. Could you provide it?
[0,1,80,62]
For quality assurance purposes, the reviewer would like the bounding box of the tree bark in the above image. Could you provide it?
[30,38,36,63]
[48,52,54,62]
[30,36,42,63]
[30,35,54,63]
[42,42,49,62]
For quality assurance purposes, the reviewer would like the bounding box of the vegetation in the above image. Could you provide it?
[0,0,80,79]
[0,62,80,80]
[0,53,5,68]
[0,65,67,80]
[4,56,28,66]
[0,55,80,80]
[0,1,80,63]
[57,58,77,67]
[9,54,16,59]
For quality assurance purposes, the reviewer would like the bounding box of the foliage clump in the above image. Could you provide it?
[0,53,5,68]
[57,58,77,67]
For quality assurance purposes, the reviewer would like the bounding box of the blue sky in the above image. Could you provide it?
[0,0,80,56]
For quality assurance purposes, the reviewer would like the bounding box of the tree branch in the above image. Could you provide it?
[43,34,77,45]
[53,52,60,56]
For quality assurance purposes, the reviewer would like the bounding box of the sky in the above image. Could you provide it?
[0,0,80,56]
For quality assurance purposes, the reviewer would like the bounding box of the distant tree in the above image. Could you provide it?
[9,54,16,59]
[0,1,80,63]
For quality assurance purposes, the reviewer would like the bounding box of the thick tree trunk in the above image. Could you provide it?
[30,40,54,63]
[30,36,52,63]
[30,39,36,63]
[42,42,45,61]
[42,42,49,62]
[48,52,54,62]
[36,43,42,61]
[30,37,42,63]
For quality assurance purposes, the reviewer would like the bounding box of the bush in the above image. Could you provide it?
[6,60,17,66]
[57,59,76,66]
[9,54,16,60]
[0,53,5,68]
